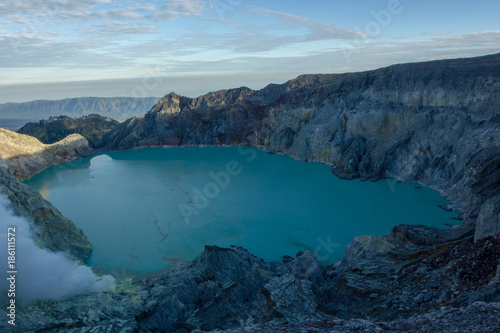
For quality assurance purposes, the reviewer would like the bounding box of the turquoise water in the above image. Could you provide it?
[25,147,458,274]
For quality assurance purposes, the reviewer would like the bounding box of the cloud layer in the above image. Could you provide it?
[0,0,499,101]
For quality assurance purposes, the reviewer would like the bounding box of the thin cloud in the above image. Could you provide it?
[0,35,133,68]
[319,30,500,69]
[0,1,499,97]
[343,31,500,56]
[148,0,207,21]
[428,31,500,47]
[87,21,159,37]
[249,6,370,41]
[0,0,111,16]
[1,0,207,23]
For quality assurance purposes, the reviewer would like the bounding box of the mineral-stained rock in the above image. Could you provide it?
[0,129,93,261]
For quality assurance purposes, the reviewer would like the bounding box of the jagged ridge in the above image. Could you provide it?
[98,53,500,240]
[10,236,500,332]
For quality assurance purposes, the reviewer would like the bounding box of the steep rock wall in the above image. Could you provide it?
[0,157,92,261]
[98,53,500,240]
[0,129,95,261]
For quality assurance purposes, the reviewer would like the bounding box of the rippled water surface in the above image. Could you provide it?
[25,147,458,274]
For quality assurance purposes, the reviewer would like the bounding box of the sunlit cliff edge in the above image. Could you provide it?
[0,128,93,181]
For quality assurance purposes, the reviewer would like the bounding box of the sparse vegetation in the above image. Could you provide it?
[17,114,119,148]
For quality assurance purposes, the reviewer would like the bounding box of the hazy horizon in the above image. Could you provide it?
[0,72,298,103]
[2,50,500,104]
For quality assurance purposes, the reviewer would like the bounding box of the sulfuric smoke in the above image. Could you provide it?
[0,193,115,307]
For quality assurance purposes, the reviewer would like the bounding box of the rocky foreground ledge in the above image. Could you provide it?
[4,230,500,332]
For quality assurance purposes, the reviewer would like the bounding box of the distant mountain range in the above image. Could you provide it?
[0,97,159,130]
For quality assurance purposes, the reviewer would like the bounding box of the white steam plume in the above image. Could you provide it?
[0,193,115,307]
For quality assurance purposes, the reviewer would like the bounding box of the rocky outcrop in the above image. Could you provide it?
[0,157,92,262]
[0,128,93,180]
[98,53,500,241]
[476,196,500,239]
[17,114,120,148]
[9,236,500,332]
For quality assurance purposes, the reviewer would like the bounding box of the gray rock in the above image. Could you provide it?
[6,237,500,332]
[265,274,320,318]
[0,156,92,261]
[475,196,500,240]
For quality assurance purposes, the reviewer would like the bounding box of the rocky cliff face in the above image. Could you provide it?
[0,128,93,180]
[0,128,94,262]
[99,53,500,241]
[17,114,120,148]
[0,157,92,262]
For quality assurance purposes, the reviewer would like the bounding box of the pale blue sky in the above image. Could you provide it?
[0,0,499,102]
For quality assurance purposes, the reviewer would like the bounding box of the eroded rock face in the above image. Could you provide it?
[476,196,500,239]
[0,129,94,261]
[98,53,500,240]
[0,156,92,262]
[0,128,93,180]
